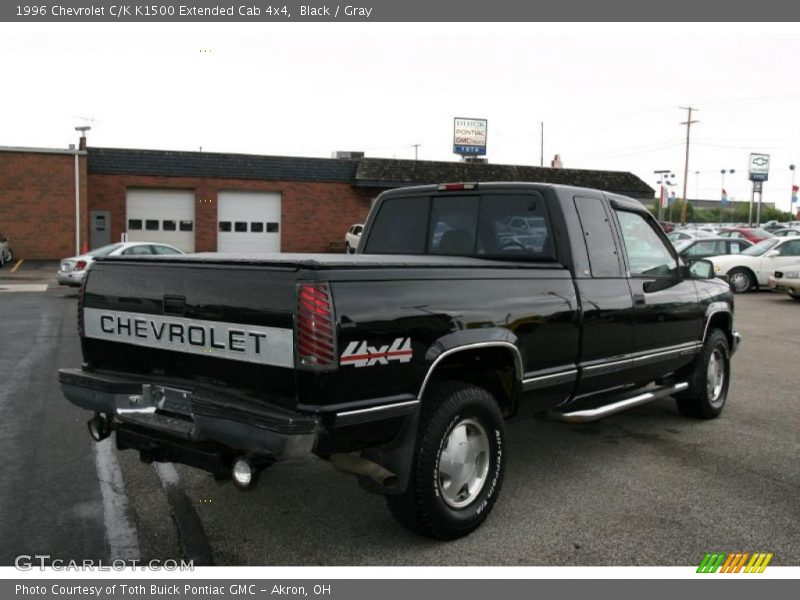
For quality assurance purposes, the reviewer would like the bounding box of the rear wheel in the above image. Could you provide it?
[675,329,730,419]
[728,268,755,293]
[386,381,505,540]
[789,291,800,301]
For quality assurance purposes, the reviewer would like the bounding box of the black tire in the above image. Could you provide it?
[345,243,351,254]
[386,381,505,540]
[728,268,755,293]
[675,329,730,419]
[789,291,800,302]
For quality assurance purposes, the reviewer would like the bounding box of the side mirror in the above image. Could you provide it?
[688,259,715,280]
[766,250,780,258]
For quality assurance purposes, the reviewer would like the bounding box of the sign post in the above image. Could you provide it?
[453,118,488,158]
[748,153,770,225]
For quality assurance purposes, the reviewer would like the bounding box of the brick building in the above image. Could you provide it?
[0,143,654,259]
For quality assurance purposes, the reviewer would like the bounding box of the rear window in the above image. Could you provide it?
[364,196,429,254]
[364,192,555,260]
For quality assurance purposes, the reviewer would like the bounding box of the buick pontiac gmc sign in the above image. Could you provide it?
[83,308,294,367]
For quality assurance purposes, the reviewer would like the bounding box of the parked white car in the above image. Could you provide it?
[0,231,12,267]
[768,262,800,300]
[709,237,800,293]
[58,242,183,287]
[345,224,364,254]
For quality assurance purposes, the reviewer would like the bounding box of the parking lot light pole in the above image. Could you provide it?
[74,126,91,256]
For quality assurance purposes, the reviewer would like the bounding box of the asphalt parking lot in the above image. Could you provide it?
[1,264,798,566]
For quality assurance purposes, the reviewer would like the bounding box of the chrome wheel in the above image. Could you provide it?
[707,349,726,405]
[437,417,490,509]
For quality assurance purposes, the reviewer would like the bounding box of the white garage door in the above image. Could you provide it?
[217,191,281,254]
[126,189,195,252]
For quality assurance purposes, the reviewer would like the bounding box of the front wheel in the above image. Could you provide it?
[675,329,731,419]
[386,381,505,540]
[789,291,800,302]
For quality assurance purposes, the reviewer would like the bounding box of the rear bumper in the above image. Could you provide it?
[58,368,319,460]
[57,271,85,286]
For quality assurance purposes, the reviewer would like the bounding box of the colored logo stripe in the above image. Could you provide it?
[697,552,773,573]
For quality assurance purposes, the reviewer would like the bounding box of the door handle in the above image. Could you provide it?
[633,293,646,306]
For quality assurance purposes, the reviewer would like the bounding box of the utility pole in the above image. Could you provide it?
[679,106,699,224]
[412,144,420,161]
[540,122,544,167]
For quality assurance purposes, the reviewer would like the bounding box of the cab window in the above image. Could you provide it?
[615,210,677,277]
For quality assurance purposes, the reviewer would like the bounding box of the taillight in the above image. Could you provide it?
[75,260,87,271]
[296,283,336,369]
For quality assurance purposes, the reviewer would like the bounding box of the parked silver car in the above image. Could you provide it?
[0,232,11,267]
[57,242,183,287]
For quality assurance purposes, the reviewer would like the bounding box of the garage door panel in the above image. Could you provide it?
[218,191,281,254]
[126,189,195,252]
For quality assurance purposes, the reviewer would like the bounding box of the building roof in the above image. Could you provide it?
[88,147,359,183]
[87,147,654,197]
[354,158,654,198]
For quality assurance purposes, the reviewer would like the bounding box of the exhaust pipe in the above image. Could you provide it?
[87,413,112,442]
[329,453,399,488]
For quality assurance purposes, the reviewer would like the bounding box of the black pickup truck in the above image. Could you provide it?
[60,182,740,540]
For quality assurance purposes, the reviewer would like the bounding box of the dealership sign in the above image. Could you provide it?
[748,153,770,182]
[453,118,487,156]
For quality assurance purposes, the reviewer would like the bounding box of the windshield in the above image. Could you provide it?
[86,243,124,257]
[741,238,780,256]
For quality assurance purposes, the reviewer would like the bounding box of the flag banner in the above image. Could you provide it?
[721,188,729,206]
[792,185,798,205]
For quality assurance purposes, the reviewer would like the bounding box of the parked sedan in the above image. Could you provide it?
[768,263,800,300]
[58,242,184,287]
[0,232,12,267]
[709,237,800,293]
[674,237,753,262]
[771,228,800,238]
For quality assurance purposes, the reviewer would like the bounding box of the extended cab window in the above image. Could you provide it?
[615,210,677,277]
[574,196,622,276]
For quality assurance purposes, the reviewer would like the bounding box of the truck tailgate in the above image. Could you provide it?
[81,259,299,409]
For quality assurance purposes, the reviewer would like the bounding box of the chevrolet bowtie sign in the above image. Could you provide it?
[748,153,770,182]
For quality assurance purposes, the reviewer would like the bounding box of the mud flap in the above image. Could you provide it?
[357,411,419,495]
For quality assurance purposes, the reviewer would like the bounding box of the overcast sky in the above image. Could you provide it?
[3,22,800,211]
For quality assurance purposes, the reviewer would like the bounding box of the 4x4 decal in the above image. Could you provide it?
[340,337,413,368]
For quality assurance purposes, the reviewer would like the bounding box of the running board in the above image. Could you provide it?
[549,382,689,423]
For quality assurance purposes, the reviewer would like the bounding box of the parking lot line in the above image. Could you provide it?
[93,438,140,561]
[9,259,23,273]
[0,284,48,293]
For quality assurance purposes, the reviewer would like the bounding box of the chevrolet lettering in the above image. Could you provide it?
[60,182,740,540]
